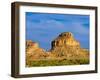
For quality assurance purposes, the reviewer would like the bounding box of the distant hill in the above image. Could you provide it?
[26,32,89,67]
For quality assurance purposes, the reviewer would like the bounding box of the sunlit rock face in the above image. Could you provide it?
[26,32,89,62]
[50,32,89,60]
[26,40,39,54]
[51,32,80,50]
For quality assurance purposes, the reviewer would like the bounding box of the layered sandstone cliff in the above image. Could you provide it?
[51,32,80,49]
[26,32,89,64]
[26,40,47,61]
[49,32,89,59]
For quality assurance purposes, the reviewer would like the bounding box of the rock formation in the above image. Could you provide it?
[26,40,47,60]
[51,32,80,49]
[26,40,39,54]
[26,32,89,66]
[50,32,89,59]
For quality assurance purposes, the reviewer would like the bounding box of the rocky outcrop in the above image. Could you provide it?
[26,32,89,62]
[51,32,80,49]
[26,40,39,54]
[26,40,47,60]
[50,32,89,59]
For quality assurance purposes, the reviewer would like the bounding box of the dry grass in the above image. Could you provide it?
[26,58,89,67]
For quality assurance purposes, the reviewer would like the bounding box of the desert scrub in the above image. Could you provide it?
[26,58,89,67]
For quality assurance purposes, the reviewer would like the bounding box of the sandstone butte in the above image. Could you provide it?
[26,32,89,61]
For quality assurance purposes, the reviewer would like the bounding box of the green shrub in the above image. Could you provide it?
[26,58,89,67]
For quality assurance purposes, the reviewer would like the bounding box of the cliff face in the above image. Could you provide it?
[51,32,80,49]
[50,32,89,59]
[26,40,39,54]
[26,32,89,61]
[26,40,47,60]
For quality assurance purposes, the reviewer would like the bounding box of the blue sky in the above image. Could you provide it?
[26,12,90,50]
